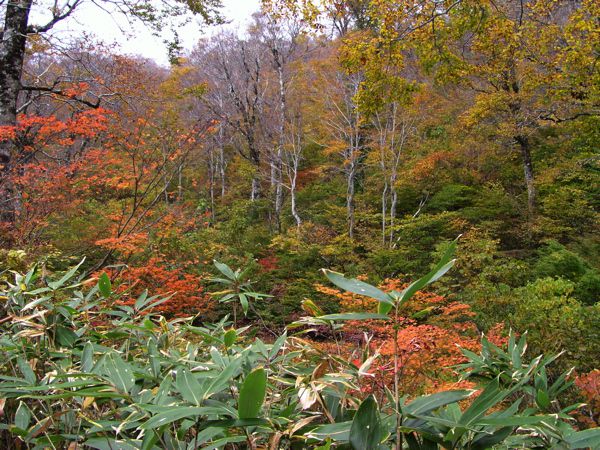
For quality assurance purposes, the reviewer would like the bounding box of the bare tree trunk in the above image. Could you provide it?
[208,148,216,222]
[219,144,226,198]
[273,148,283,231]
[251,176,261,201]
[0,0,33,221]
[177,164,183,202]
[217,120,227,199]
[516,135,536,214]
[381,179,388,245]
[389,174,398,245]
[347,162,356,239]
[272,46,287,233]
[290,168,301,228]
[249,139,261,201]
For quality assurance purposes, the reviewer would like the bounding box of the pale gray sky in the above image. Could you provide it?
[45,0,261,65]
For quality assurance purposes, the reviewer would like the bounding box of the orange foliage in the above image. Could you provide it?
[108,257,212,318]
[575,370,600,427]
[314,277,506,397]
[0,110,111,244]
[95,232,149,255]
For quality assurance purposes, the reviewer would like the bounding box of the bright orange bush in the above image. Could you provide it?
[107,258,212,318]
[314,277,506,398]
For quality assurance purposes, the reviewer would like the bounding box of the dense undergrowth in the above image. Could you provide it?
[0,244,598,449]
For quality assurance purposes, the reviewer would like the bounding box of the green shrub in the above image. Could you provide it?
[508,278,599,371]
[535,241,588,280]
[534,241,600,305]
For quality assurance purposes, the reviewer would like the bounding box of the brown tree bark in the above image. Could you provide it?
[0,0,33,220]
[515,134,536,214]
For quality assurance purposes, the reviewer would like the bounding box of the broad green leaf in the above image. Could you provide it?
[399,260,455,306]
[322,270,392,304]
[104,352,135,393]
[17,357,36,384]
[47,258,85,290]
[565,428,600,449]
[213,260,236,280]
[239,293,249,316]
[477,415,552,426]
[307,421,352,442]
[460,378,509,426]
[204,418,269,428]
[85,438,141,450]
[81,342,95,373]
[134,290,149,310]
[202,436,247,450]
[314,439,333,450]
[398,237,458,305]
[175,367,204,406]
[56,325,78,347]
[15,401,30,430]
[535,389,551,410]
[268,331,287,360]
[223,329,237,348]
[191,427,225,447]
[404,390,474,416]
[141,406,217,429]
[350,395,383,450]
[471,427,513,450]
[238,367,267,419]
[200,358,241,400]
[98,273,111,298]
[378,301,393,315]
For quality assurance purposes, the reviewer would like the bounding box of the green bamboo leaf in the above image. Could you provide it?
[17,357,36,384]
[238,367,267,419]
[47,258,85,290]
[175,367,204,406]
[81,342,94,373]
[14,401,30,430]
[350,395,383,450]
[477,415,552,426]
[56,325,78,347]
[239,293,249,316]
[378,301,393,315]
[98,272,111,298]
[202,436,247,450]
[460,378,509,426]
[404,390,475,416]
[322,270,392,304]
[104,352,135,393]
[141,406,216,429]
[200,358,241,400]
[307,421,352,442]
[213,260,236,280]
[223,329,237,348]
[134,290,149,310]
[268,331,287,359]
[565,428,600,449]
[85,437,141,450]
[398,237,459,305]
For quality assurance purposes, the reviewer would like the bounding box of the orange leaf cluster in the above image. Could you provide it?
[109,257,212,318]
[575,370,600,427]
[314,277,507,398]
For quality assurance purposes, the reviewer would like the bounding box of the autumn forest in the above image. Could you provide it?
[0,0,599,448]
